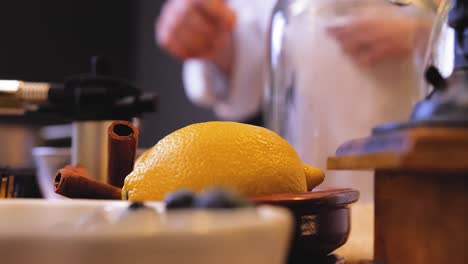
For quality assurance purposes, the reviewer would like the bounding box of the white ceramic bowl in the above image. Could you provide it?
[0,199,292,264]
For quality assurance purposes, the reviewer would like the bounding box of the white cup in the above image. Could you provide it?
[32,147,70,199]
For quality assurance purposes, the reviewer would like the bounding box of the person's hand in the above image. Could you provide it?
[327,16,429,66]
[156,0,236,67]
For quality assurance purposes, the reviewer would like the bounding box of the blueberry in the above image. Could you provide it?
[118,202,159,233]
[129,202,146,210]
[194,188,252,209]
[165,189,195,210]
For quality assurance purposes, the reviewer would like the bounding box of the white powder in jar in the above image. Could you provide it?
[279,5,427,260]
[283,4,423,195]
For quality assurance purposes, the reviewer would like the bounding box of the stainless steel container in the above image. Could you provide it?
[72,120,115,182]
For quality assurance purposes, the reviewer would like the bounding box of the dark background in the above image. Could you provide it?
[0,0,216,147]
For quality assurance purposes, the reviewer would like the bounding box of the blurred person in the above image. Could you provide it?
[156,0,438,261]
[157,0,437,120]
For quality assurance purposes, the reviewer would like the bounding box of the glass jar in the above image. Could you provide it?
[265,0,435,193]
[265,0,436,260]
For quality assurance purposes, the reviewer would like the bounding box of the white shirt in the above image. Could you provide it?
[183,0,436,120]
[183,0,276,120]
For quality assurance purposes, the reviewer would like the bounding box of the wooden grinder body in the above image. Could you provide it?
[328,127,468,263]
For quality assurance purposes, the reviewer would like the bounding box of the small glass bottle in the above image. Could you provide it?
[423,0,454,80]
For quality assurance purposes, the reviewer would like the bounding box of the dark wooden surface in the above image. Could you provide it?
[327,127,468,263]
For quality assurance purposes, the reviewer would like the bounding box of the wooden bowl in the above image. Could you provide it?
[251,189,359,263]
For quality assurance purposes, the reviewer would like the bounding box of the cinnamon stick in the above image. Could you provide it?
[107,121,139,188]
[54,168,122,199]
[62,164,90,177]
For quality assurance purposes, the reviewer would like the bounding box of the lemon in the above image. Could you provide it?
[123,121,324,201]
